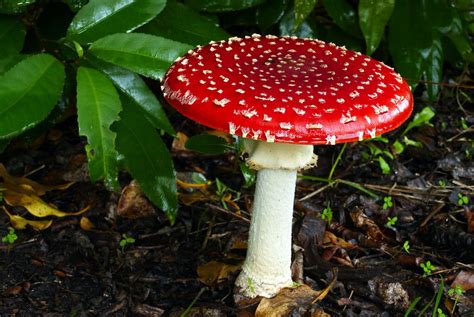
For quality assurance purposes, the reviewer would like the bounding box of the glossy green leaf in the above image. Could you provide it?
[323,0,361,37]
[423,38,443,101]
[0,16,25,58]
[388,0,432,86]
[185,134,231,155]
[67,0,166,44]
[138,0,229,46]
[358,0,394,55]
[378,156,391,175]
[0,54,26,75]
[114,98,177,223]
[184,0,267,12]
[0,54,65,139]
[279,8,315,38]
[76,67,121,190]
[294,0,317,30]
[0,0,36,14]
[256,0,288,32]
[89,57,175,136]
[89,33,192,80]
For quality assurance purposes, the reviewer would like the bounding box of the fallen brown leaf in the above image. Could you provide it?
[255,284,320,317]
[197,260,241,286]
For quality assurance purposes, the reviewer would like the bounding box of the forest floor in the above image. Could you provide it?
[0,80,474,316]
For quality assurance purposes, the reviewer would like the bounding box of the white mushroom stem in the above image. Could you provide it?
[235,140,316,298]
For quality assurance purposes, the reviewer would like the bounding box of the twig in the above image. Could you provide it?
[206,204,250,224]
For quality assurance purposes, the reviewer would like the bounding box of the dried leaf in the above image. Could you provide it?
[171,132,189,151]
[0,164,73,196]
[2,206,52,230]
[323,231,356,249]
[197,260,241,286]
[465,208,474,233]
[350,207,386,241]
[255,285,320,317]
[79,217,94,231]
[4,189,89,218]
[117,180,155,219]
[451,270,474,292]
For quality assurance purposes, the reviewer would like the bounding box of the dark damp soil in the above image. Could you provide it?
[1,81,474,316]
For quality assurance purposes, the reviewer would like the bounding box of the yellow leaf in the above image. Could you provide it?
[0,164,73,196]
[4,189,89,218]
[79,217,94,231]
[197,260,241,286]
[2,207,52,230]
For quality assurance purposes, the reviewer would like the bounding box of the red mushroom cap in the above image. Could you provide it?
[162,34,413,145]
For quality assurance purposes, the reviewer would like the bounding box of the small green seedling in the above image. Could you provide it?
[321,203,333,224]
[385,216,398,228]
[383,196,393,209]
[420,261,435,277]
[119,234,136,252]
[2,227,18,244]
[458,193,469,206]
[437,308,447,317]
[448,284,465,313]
[403,241,410,253]
[438,180,446,188]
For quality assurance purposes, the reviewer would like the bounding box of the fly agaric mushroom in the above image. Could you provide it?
[162,34,413,298]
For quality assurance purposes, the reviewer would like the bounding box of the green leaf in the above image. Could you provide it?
[0,54,26,75]
[256,0,288,32]
[403,106,435,135]
[114,98,177,223]
[186,134,231,155]
[423,38,443,101]
[323,0,361,37]
[388,0,433,87]
[184,0,267,12]
[279,8,315,38]
[358,0,394,55]
[89,33,192,80]
[0,16,25,58]
[378,156,391,175]
[294,0,317,30]
[0,54,65,139]
[89,56,175,136]
[0,0,36,14]
[138,0,230,46]
[76,67,121,190]
[67,0,166,44]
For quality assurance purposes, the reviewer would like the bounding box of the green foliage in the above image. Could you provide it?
[321,203,333,224]
[421,261,435,277]
[383,196,393,209]
[0,54,65,139]
[119,233,136,252]
[1,227,18,244]
[402,241,410,253]
[76,67,121,190]
[385,216,397,228]
[457,193,469,206]
[358,0,394,55]
[0,0,472,226]
[67,0,166,44]
[89,33,192,80]
[185,134,232,155]
[114,98,178,222]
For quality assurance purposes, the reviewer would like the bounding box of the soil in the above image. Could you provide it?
[1,81,473,316]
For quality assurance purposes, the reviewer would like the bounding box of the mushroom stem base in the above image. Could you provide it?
[235,168,296,298]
